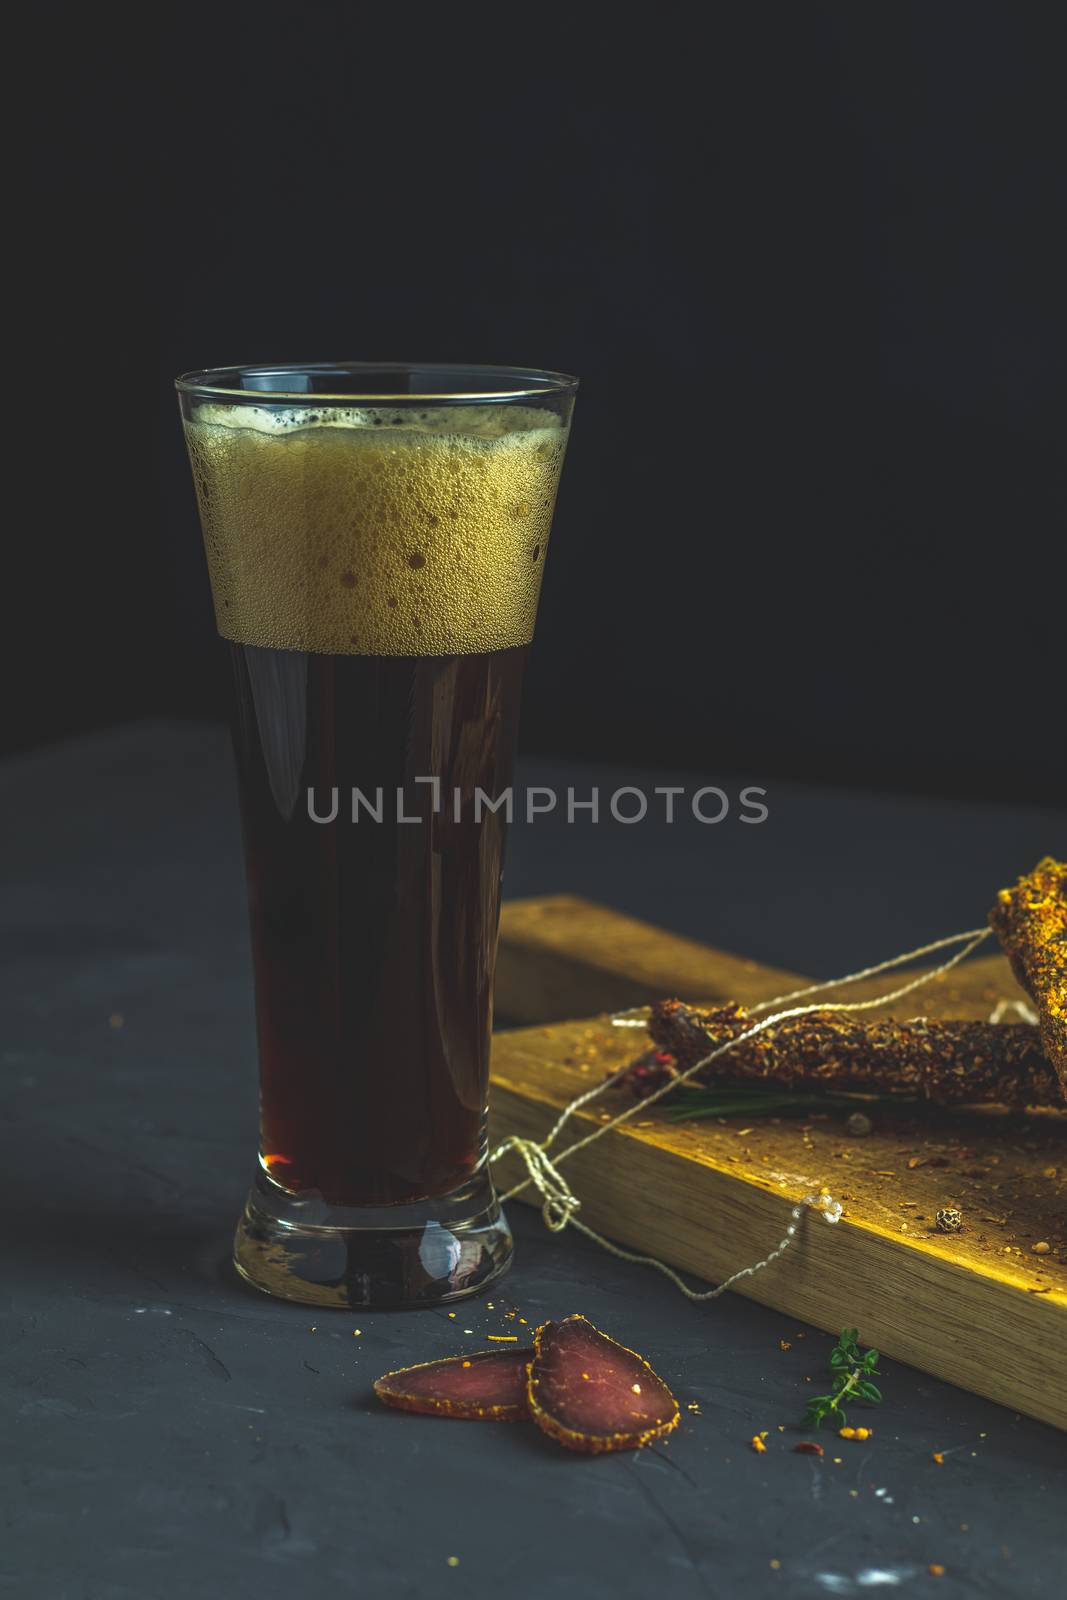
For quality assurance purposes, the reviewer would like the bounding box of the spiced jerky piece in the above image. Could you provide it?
[989,856,1067,1100]
[373,1348,532,1420]
[526,1315,679,1453]
[646,1000,1060,1108]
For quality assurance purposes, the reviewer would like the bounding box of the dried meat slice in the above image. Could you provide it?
[373,1348,532,1420]
[526,1316,679,1453]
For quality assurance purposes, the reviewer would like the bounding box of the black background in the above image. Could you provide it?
[20,2,1066,801]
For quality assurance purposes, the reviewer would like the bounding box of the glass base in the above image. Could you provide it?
[232,1166,514,1309]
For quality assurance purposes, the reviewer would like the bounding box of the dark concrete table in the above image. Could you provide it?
[3,724,1063,1599]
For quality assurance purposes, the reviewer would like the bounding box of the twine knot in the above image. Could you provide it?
[493,1136,582,1233]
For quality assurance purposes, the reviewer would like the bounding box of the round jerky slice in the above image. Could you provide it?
[527,1316,680,1453]
[374,1348,532,1420]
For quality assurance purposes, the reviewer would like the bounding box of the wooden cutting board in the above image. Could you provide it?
[490,897,1067,1429]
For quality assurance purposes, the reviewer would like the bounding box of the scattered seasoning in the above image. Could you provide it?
[839,1426,872,1441]
[353,1329,362,1337]
[928,1564,945,1578]
[932,1452,945,1465]
[447,1556,460,1568]
[793,1441,823,1456]
[779,1340,792,1351]
[751,1433,768,1454]
[770,1559,781,1570]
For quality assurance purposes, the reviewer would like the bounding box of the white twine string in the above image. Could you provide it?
[489,923,992,1301]
[988,996,1039,1025]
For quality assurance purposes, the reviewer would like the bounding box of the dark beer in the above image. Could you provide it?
[230,642,527,1206]
[182,390,570,1229]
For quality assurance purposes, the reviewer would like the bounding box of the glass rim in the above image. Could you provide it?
[175,360,579,403]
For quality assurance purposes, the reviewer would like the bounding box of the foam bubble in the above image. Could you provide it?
[184,403,570,655]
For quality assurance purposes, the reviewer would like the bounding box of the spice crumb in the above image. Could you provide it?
[447,1556,460,1568]
[779,1340,792,1351]
[928,1564,945,1578]
[932,1451,944,1465]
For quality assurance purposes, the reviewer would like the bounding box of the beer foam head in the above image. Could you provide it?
[183,402,571,656]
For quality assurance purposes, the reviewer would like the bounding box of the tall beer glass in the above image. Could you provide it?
[176,363,577,1308]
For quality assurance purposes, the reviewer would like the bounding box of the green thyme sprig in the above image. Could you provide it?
[801,1328,883,1430]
